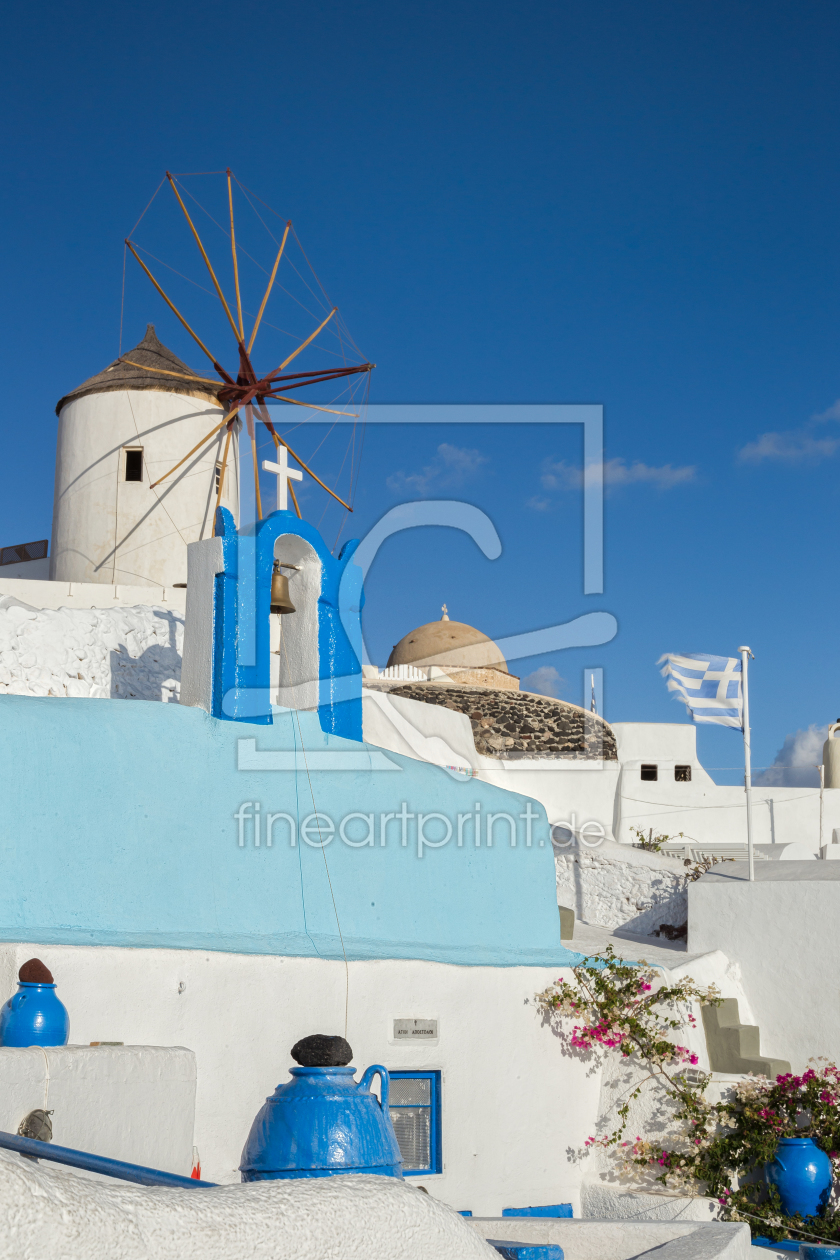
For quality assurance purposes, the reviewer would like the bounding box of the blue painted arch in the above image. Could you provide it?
[212,507,363,740]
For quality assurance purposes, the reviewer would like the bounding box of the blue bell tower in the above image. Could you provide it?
[179,506,364,740]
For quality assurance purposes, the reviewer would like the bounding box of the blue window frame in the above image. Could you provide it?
[388,1070,442,1175]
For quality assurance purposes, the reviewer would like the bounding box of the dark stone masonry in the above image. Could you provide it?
[387,684,618,760]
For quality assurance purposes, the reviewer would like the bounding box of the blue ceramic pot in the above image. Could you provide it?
[765,1138,833,1218]
[0,982,69,1047]
[240,1064,403,1181]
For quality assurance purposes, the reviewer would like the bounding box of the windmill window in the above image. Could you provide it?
[124,449,143,482]
[388,1071,442,1175]
[640,764,658,781]
[215,463,224,494]
[675,765,692,782]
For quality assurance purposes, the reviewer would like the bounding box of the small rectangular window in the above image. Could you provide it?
[215,462,224,494]
[675,765,692,782]
[124,449,143,482]
[640,764,658,781]
[388,1070,442,1175]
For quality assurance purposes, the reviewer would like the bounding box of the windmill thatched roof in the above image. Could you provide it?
[55,325,222,415]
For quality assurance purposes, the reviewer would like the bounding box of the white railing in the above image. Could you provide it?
[659,843,768,863]
[376,665,428,682]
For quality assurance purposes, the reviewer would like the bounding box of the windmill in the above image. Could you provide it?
[122,170,374,531]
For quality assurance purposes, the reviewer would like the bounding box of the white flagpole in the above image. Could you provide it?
[818,763,825,853]
[739,646,754,881]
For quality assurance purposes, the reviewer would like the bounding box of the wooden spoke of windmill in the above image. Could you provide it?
[124,170,374,522]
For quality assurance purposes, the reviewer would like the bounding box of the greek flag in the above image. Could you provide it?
[658,653,743,729]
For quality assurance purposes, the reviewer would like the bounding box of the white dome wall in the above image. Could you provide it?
[50,389,240,587]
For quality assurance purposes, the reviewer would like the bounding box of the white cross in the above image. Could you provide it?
[703,658,740,701]
[262,447,303,512]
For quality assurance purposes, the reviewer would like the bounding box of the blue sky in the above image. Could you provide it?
[3,0,840,780]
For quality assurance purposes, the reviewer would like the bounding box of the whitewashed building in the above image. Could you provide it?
[0,346,831,1237]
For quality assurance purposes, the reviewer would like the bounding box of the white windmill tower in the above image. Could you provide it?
[51,170,373,591]
[51,324,240,588]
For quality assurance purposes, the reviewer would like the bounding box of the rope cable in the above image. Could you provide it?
[129,238,356,365]
[119,244,127,359]
[333,374,371,552]
[318,423,356,532]
[128,176,365,369]
[280,615,323,959]
[167,178,347,352]
[291,225,366,362]
[130,243,216,298]
[280,629,349,1038]
[127,176,166,239]
[233,181,350,337]
[173,180,277,278]
[153,181,351,357]
[120,173,166,355]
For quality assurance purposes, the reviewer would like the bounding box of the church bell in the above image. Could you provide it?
[270,562,296,615]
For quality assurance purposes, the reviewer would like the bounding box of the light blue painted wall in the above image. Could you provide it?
[0,696,580,966]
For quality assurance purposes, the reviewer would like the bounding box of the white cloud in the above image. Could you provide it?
[522,665,564,697]
[598,458,696,489]
[738,431,840,463]
[753,724,827,787]
[738,398,840,464]
[813,400,840,422]
[532,456,696,506]
[387,443,488,495]
[538,460,579,492]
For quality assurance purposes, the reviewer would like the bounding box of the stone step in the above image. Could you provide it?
[701,999,791,1076]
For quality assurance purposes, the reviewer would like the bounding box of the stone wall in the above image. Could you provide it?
[438,665,520,690]
[555,839,688,936]
[387,683,618,760]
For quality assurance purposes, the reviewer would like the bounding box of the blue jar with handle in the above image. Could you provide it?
[240,1034,403,1181]
[0,959,69,1048]
[765,1138,833,1218]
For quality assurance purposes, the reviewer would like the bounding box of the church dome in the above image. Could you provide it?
[387,608,509,674]
[55,324,221,415]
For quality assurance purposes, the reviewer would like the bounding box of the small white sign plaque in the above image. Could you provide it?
[393,1018,438,1041]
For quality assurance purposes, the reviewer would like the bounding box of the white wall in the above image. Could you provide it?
[0,577,185,614]
[611,724,711,773]
[0,558,50,580]
[0,601,183,700]
[556,840,688,935]
[581,948,761,1220]
[612,724,837,849]
[688,867,840,1069]
[362,689,479,771]
[271,534,321,712]
[0,942,603,1215]
[362,687,622,839]
[51,390,239,588]
[0,1045,195,1176]
[363,695,838,855]
[181,538,225,713]
[616,773,836,850]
